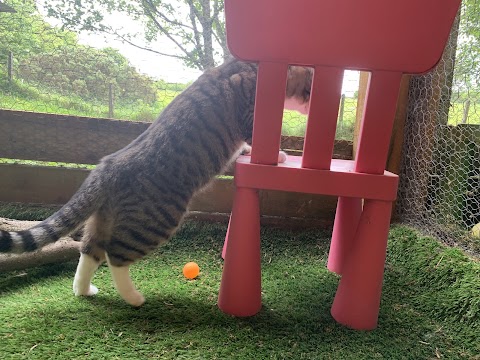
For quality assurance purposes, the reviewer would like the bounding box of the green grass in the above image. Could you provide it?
[0,77,180,122]
[0,221,478,359]
[448,100,480,125]
[2,75,359,139]
[282,97,358,140]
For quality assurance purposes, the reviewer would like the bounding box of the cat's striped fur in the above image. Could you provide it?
[0,58,312,306]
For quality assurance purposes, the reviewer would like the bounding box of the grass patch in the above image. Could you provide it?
[282,97,357,140]
[0,202,58,221]
[0,158,95,169]
[0,220,478,359]
[0,77,180,122]
[2,76,358,140]
[448,100,480,125]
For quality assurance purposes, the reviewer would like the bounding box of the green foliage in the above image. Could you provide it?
[0,73,181,121]
[19,46,157,103]
[454,0,480,92]
[0,1,158,104]
[43,0,228,70]
[0,0,78,63]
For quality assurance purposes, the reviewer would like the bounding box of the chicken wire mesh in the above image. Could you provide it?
[282,70,359,141]
[397,0,480,254]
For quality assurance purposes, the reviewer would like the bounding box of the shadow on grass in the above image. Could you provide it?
[0,261,77,295]
[21,274,456,359]
[1,221,478,358]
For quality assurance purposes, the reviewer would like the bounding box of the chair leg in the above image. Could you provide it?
[330,199,392,330]
[218,187,262,317]
[327,197,362,275]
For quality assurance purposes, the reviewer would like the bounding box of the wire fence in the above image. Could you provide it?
[0,1,193,124]
[397,1,480,254]
[282,71,359,140]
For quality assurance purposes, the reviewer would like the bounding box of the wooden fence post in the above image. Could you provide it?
[108,83,114,118]
[7,51,13,83]
[353,72,369,158]
[462,99,470,124]
[352,71,411,220]
[338,93,345,123]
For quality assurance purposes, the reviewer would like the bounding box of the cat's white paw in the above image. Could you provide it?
[242,144,252,155]
[74,283,99,297]
[123,291,145,307]
[278,151,287,163]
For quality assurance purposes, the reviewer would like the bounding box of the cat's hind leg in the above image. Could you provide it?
[73,252,102,296]
[73,212,109,297]
[106,253,145,307]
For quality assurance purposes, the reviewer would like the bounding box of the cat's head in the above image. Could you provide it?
[284,66,313,115]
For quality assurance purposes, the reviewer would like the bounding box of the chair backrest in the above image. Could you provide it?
[224,0,461,173]
[225,0,460,74]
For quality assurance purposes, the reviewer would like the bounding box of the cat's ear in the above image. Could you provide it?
[229,73,242,86]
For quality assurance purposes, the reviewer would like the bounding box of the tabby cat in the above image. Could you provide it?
[0,58,312,306]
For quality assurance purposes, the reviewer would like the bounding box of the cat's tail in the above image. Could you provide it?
[0,171,105,254]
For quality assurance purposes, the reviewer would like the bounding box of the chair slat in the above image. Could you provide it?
[354,71,403,174]
[302,66,344,170]
[250,62,288,165]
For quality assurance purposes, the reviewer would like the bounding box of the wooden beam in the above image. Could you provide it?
[0,217,79,271]
[0,110,149,165]
[0,110,353,165]
[0,164,337,223]
[353,71,370,158]
[353,73,411,173]
[387,75,411,175]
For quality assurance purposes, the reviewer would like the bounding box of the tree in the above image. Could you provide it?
[0,1,156,104]
[453,0,480,94]
[43,0,229,71]
[0,0,78,63]
[20,46,157,103]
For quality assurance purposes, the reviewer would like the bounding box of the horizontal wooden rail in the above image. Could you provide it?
[0,110,352,164]
[0,110,149,165]
[0,164,337,224]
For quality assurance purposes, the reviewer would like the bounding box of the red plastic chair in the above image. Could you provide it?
[218,0,461,330]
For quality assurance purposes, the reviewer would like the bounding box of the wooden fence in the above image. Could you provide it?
[0,73,410,227]
[0,109,354,227]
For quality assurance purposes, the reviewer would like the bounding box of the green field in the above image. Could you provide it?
[1,77,478,141]
[282,97,358,140]
[1,75,359,140]
[0,77,181,123]
[0,220,478,359]
[448,100,480,125]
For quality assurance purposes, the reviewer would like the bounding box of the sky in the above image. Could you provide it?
[38,3,359,93]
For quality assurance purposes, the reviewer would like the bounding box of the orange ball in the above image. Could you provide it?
[183,261,200,279]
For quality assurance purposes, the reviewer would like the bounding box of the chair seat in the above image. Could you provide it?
[234,155,399,201]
